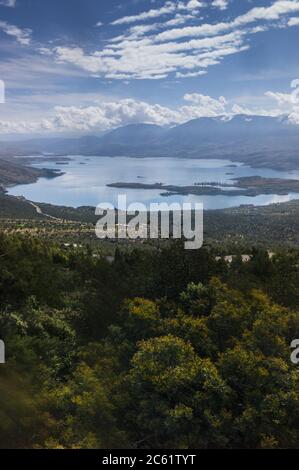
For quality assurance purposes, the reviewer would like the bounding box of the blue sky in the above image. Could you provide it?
[0,0,299,137]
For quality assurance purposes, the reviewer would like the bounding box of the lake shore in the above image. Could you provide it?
[5,155,299,211]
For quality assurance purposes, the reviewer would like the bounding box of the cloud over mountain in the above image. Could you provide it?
[0,82,298,136]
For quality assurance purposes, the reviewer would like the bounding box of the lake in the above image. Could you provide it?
[8,156,299,210]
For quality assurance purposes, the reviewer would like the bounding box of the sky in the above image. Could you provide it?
[0,0,299,137]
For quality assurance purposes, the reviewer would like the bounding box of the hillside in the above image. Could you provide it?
[0,157,62,189]
[2,190,299,248]
[1,115,299,171]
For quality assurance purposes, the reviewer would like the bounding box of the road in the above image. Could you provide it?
[27,200,61,221]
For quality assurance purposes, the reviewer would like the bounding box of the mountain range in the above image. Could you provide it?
[1,115,299,171]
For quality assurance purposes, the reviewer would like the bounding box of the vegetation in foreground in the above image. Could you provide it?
[1,233,299,448]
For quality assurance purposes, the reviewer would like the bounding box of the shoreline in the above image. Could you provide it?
[2,191,299,249]
[3,155,299,213]
[0,157,64,194]
[2,190,299,217]
[6,151,299,172]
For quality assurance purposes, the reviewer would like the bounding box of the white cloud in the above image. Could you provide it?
[156,0,299,41]
[184,93,228,115]
[0,0,16,7]
[111,1,177,26]
[264,80,299,123]
[43,0,299,81]
[111,1,205,26]
[212,0,229,11]
[0,93,234,134]
[235,80,299,121]
[186,0,204,9]
[231,103,282,118]
[235,0,299,25]
[288,16,299,26]
[95,21,103,27]
[0,99,180,134]
[288,110,299,124]
[3,84,299,136]
[266,90,297,105]
[49,28,249,80]
[176,70,207,78]
[0,20,31,44]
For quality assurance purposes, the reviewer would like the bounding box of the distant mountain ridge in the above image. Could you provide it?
[1,115,299,171]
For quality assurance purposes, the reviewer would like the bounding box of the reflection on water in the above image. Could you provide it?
[8,156,299,210]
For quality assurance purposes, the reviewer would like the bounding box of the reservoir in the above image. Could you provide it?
[8,156,299,210]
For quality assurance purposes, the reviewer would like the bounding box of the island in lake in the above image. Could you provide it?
[107,176,299,198]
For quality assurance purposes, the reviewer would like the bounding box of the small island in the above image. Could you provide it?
[107,176,299,198]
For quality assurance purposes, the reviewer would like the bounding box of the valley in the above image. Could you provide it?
[1,114,299,248]
[2,190,299,248]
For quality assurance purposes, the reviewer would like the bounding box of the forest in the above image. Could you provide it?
[1,233,299,449]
